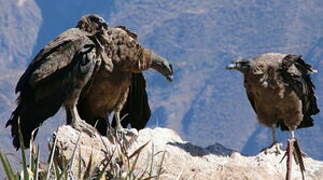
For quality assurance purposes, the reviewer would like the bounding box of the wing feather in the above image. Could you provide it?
[7,28,96,149]
[113,73,151,130]
[278,54,320,130]
[246,89,257,113]
[16,28,91,92]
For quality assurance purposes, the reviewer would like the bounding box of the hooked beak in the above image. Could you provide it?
[98,17,108,30]
[226,62,239,70]
[101,22,108,30]
[225,58,250,72]
[150,51,174,82]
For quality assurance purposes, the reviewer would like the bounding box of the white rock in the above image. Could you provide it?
[53,125,323,180]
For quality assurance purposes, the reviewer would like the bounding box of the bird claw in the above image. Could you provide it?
[114,127,128,144]
[281,138,306,180]
[106,125,116,144]
[261,142,283,155]
[108,127,138,149]
[72,120,98,137]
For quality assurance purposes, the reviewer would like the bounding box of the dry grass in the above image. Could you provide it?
[0,122,166,180]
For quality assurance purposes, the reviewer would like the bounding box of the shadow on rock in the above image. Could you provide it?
[167,141,236,157]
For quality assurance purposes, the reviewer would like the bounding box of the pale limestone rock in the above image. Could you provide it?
[53,125,323,180]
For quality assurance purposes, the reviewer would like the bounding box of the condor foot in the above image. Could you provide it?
[260,142,282,155]
[72,120,98,137]
[281,138,306,180]
[107,126,138,148]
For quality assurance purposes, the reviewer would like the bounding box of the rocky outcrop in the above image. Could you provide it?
[54,125,323,180]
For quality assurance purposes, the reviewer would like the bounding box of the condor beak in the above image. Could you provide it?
[226,58,250,71]
[166,64,174,81]
[151,51,174,82]
[98,17,108,29]
[226,62,239,70]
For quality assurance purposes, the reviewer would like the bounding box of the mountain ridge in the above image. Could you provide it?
[1,1,323,172]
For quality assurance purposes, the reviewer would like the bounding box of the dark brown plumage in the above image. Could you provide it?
[112,72,151,131]
[6,14,108,149]
[6,15,173,149]
[227,53,319,139]
[77,26,173,136]
[227,53,319,179]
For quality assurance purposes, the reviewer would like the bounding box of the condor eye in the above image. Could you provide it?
[239,61,249,67]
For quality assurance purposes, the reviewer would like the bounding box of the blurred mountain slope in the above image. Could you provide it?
[1,3,323,176]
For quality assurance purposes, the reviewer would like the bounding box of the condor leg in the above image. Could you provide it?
[269,125,282,153]
[65,103,98,137]
[64,48,100,136]
[261,125,282,154]
[113,111,138,147]
[114,111,125,133]
[284,130,305,180]
[113,88,129,136]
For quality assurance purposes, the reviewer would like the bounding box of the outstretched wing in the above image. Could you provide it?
[6,28,97,149]
[278,54,320,130]
[113,73,151,130]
